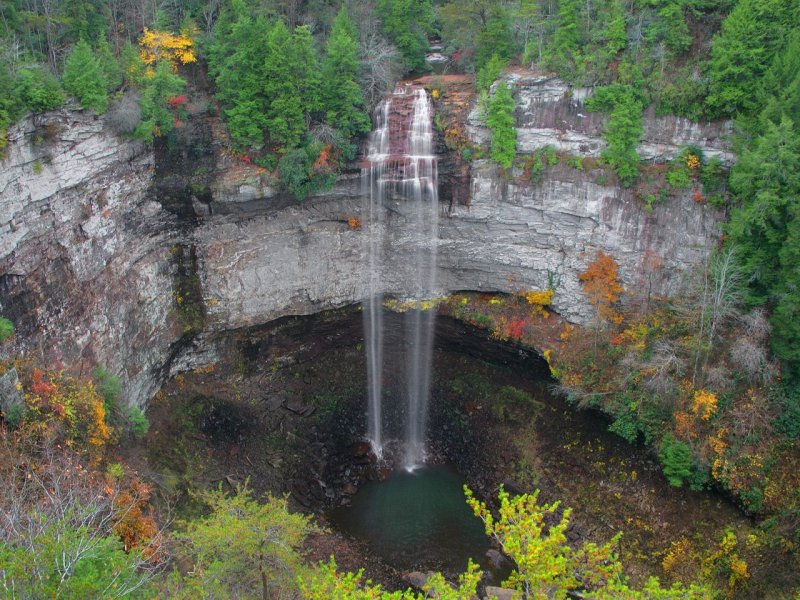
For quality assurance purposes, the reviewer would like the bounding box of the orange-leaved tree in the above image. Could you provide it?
[579,250,624,327]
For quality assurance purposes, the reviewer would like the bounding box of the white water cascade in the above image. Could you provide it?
[362,85,439,469]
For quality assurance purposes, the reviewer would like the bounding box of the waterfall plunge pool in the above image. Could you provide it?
[328,464,500,576]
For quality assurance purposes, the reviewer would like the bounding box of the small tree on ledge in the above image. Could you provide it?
[580,250,624,329]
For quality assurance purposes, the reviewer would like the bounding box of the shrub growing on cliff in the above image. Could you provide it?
[279,142,337,200]
[14,67,64,113]
[0,317,13,342]
[133,60,186,141]
[486,80,516,169]
[585,83,644,187]
[476,53,507,93]
[63,39,108,114]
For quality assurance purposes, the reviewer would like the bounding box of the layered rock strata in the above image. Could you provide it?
[0,73,729,404]
[0,107,180,404]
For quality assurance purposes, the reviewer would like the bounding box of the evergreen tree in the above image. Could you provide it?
[95,36,123,92]
[585,83,643,187]
[63,39,108,113]
[486,80,517,169]
[547,0,583,78]
[375,0,435,73]
[262,19,305,150]
[758,30,800,132]
[657,3,691,57]
[14,67,65,113]
[215,15,272,148]
[477,54,508,94]
[773,217,800,375]
[705,0,794,117]
[475,6,515,69]
[289,25,322,120]
[320,8,370,141]
[134,60,185,141]
[728,118,800,304]
[727,117,800,375]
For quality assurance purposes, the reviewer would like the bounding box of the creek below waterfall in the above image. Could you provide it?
[135,306,751,588]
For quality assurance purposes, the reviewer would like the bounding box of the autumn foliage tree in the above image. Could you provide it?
[0,434,162,598]
[138,28,197,73]
[579,250,624,327]
[23,368,113,460]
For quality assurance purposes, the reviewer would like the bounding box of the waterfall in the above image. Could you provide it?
[362,85,439,469]
[363,98,390,458]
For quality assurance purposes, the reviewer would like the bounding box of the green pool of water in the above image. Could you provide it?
[329,465,492,573]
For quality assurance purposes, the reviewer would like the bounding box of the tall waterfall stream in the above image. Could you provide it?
[363,85,439,470]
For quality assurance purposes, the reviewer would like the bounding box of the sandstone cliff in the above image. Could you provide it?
[0,73,729,405]
[0,107,180,404]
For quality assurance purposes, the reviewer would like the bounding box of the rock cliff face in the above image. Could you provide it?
[0,74,729,405]
[0,107,181,405]
[198,71,726,330]
[467,70,736,165]
[197,160,721,331]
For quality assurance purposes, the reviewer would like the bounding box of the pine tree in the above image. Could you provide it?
[728,118,800,304]
[95,36,123,92]
[320,8,370,141]
[486,80,517,169]
[375,0,434,73]
[134,60,185,141]
[215,15,272,148]
[63,39,108,113]
[262,19,305,150]
[585,83,643,187]
[289,25,322,120]
[547,0,583,78]
[475,6,514,69]
[705,0,794,117]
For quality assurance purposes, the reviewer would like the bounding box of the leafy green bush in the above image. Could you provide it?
[93,366,121,409]
[450,373,493,400]
[4,403,24,429]
[124,406,150,438]
[543,145,558,165]
[609,412,640,443]
[493,385,543,421]
[15,67,64,113]
[476,53,507,93]
[279,142,337,200]
[666,167,691,189]
[0,317,14,342]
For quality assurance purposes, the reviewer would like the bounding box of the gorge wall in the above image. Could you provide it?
[0,72,728,406]
[0,106,182,404]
